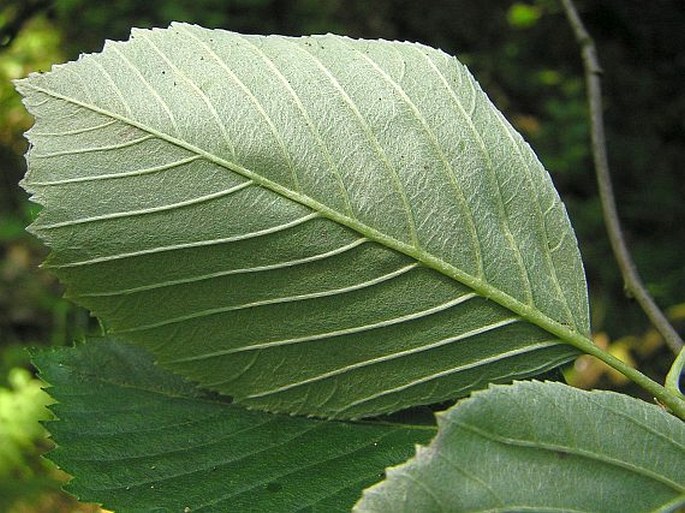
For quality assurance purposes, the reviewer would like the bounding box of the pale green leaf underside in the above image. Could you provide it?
[34,338,435,513]
[355,381,685,513]
[18,24,587,418]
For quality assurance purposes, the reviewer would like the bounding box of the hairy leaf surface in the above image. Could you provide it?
[18,25,587,418]
[355,381,685,513]
[34,338,435,513]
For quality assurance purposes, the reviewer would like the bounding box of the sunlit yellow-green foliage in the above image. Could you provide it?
[0,368,55,512]
[0,368,52,474]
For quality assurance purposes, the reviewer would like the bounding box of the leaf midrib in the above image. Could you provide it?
[22,81,591,357]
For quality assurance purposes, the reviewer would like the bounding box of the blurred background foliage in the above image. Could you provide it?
[0,0,683,511]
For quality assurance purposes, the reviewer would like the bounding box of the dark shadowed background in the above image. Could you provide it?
[1,1,683,511]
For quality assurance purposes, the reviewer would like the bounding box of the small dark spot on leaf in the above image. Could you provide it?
[266,482,283,493]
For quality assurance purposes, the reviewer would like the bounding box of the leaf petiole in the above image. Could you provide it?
[566,328,685,420]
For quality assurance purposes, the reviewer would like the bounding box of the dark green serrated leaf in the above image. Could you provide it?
[18,25,587,418]
[33,338,435,513]
[355,381,685,513]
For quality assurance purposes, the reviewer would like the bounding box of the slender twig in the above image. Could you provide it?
[560,0,684,355]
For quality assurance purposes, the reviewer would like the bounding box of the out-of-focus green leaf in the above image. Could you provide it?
[355,380,685,513]
[33,337,435,513]
[0,16,63,149]
[507,3,542,29]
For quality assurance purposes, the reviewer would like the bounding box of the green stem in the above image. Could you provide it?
[665,347,685,399]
